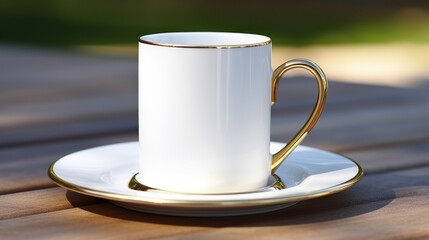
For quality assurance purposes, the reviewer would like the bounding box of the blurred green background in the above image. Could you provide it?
[1,0,428,47]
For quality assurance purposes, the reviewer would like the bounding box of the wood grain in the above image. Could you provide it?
[0,133,136,194]
[0,93,136,129]
[0,115,137,148]
[1,45,428,239]
[345,141,429,174]
[0,188,102,220]
[159,195,429,240]
[0,203,207,240]
[1,146,428,226]
[1,164,428,239]
[272,99,429,151]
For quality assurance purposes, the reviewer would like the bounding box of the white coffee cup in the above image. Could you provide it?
[137,32,327,194]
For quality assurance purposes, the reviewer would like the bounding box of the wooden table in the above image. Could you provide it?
[1,45,429,239]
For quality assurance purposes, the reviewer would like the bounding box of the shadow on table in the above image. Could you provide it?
[66,167,429,227]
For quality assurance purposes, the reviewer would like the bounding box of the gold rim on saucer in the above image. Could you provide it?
[48,156,363,207]
[47,141,364,216]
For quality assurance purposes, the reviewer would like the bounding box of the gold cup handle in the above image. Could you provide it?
[271,58,328,173]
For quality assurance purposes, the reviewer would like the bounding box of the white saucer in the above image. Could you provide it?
[48,142,363,217]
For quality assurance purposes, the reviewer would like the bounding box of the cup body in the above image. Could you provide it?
[138,32,272,194]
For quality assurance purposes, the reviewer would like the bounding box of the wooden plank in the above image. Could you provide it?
[273,76,429,152]
[158,196,429,240]
[0,203,207,240]
[271,99,429,151]
[0,78,136,106]
[0,133,136,194]
[1,164,429,239]
[0,45,137,92]
[344,141,429,174]
[0,115,137,148]
[0,188,102,220]
[0,46,140,146]
[274,76,428,111]
[0,134,136,165]
[0,92,137,129]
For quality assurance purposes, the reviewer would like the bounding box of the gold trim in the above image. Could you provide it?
[47,151,363,208]
[139,34,272,49]
[271,58,328,173]
[128,173,286,194]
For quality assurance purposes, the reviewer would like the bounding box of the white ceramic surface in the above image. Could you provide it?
[49,141,363,217]
[139,32,273,194]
